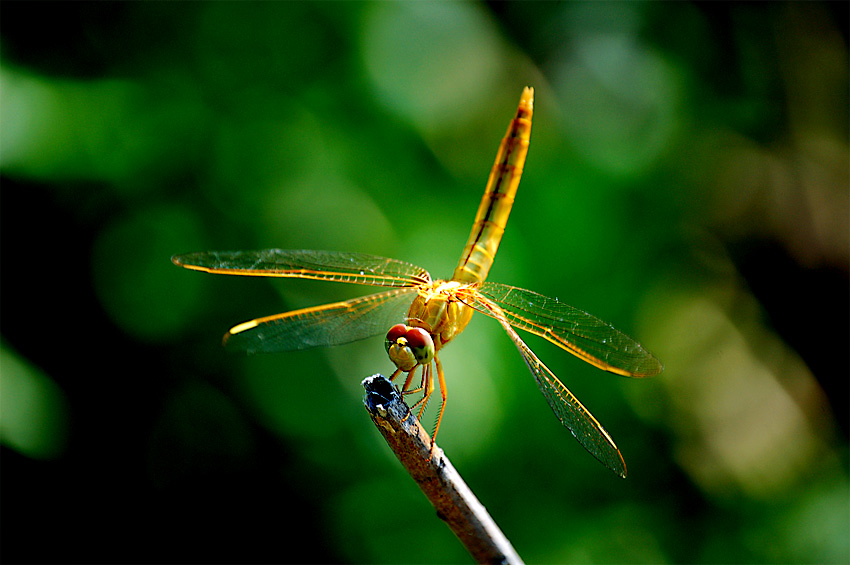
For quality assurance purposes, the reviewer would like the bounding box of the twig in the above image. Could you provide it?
[362,374,523,565]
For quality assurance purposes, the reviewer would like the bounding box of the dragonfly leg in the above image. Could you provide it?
[429,355,447,456]
[400,367,425,396]
[389,367,404,382]
[389,367,419,424]
[406,363,432,415]
[418,363,434,422]
[390,368,418,422]
[392,361,441,457]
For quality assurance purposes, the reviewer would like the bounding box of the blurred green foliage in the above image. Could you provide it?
[1,2,847,563]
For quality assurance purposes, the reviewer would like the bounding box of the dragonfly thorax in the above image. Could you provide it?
[407,280,474,350]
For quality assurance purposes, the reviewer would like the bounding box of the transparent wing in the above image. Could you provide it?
[172,249,431,288]
[471,282,662,377]
[473,295,627,477]
[224,288,418,353]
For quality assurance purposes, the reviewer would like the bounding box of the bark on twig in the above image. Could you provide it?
[362,374,523,565]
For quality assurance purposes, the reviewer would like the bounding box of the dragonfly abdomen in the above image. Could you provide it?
[452,87,533,284]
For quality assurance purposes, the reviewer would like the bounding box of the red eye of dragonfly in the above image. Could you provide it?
[404,327,434,364]
[404,327,430,349]
[386,324,408,343]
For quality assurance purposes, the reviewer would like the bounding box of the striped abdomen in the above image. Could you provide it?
[452,87,533,284]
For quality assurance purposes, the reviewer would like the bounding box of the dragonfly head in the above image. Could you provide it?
[385,324,435,371]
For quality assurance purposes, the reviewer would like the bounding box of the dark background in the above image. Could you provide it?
[2,2,847,563]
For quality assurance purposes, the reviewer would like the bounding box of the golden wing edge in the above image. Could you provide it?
[541,332,662,378]
[525,348,628,478]
[474,295,627,477]
[469,284,663,378]
[171,251,429,288]
[222,287,418,352]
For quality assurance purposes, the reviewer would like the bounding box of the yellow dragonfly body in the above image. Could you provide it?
[173,88,661,477]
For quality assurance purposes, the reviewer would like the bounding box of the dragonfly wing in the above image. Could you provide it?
[470,282,662,377]
[474,295,627,477]
[172,249,431,288]
[224,288,418,353]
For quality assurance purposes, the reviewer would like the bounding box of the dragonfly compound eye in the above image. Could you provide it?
[405,327,435,364]
[386,324,415,370]
[385,324,408,347]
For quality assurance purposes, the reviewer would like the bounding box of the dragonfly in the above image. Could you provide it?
[173,87,662,478]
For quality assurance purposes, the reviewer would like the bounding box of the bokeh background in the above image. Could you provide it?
[2,2,847,563]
